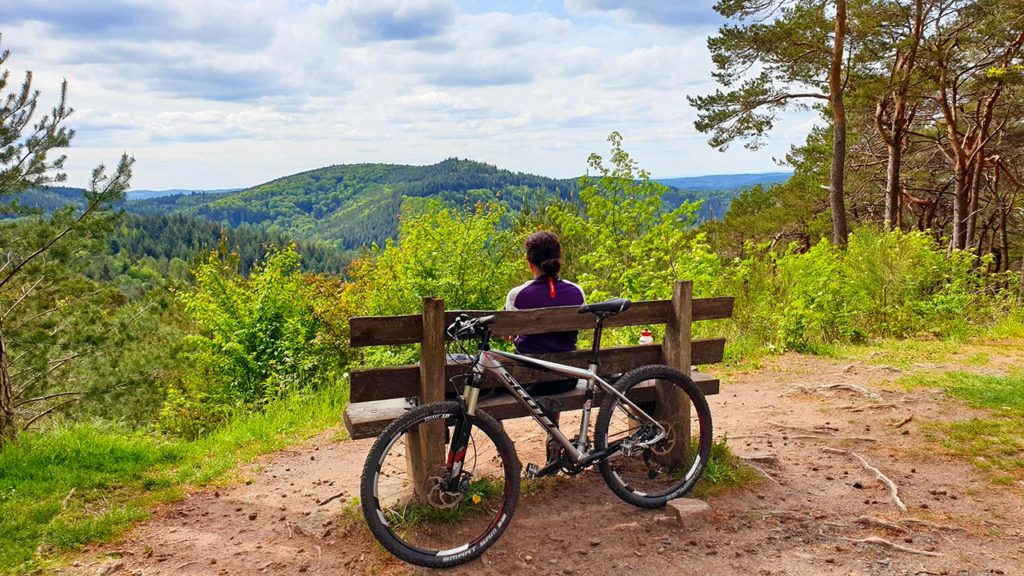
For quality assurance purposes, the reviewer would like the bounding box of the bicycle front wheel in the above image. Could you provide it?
[360,401,520,568]
[594,365,712,507]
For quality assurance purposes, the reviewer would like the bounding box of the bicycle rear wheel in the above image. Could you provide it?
[594,365,712,507]
[360,401,520,568]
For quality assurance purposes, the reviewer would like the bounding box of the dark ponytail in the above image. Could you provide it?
[539,258,561,277]
[525,231,562,279]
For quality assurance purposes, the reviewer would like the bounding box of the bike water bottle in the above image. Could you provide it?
[638,328,654,345]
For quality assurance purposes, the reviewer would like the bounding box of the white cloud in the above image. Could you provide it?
[1,0,811,189]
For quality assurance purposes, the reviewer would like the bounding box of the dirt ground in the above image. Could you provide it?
[63,348,1024,576]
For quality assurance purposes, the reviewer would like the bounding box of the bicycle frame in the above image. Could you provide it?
[461,346,667,469]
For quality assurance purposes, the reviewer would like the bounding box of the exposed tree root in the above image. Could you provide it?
[752,509,813,522]
[770,422,838,435]
[789,435,878,442]
[837,536,942,557]
[748,463,779,484]
[839,402,898,412]
[822,447,908,513]
[900,518,967,533]
[820,383,881,399]
[895,414,914,428]
[779,384,815,396]
[855,515,907,533]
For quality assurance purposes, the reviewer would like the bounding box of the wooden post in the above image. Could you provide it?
[406,297,448,501]
[655,280,692,468]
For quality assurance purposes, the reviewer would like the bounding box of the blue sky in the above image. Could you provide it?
[2,0,815,190]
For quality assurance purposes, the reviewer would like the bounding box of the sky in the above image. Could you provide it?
[1,0,816,190]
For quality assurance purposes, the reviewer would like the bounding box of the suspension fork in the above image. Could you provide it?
[444,364,484,488]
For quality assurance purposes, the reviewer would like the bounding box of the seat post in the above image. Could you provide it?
[590,315,606,366]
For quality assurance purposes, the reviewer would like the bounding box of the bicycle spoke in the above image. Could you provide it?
[361,402,519,567]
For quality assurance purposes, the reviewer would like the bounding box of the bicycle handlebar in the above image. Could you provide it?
[446,314,495,340]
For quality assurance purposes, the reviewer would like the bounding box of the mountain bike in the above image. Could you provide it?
[359,298,713,568]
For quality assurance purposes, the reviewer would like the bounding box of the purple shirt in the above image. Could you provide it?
[505,276,586,354]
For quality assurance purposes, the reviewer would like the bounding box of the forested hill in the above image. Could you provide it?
[128,159,577,250]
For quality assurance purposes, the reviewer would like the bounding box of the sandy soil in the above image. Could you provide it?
[63,350,1024,576]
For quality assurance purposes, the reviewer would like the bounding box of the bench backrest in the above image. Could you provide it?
[348,280,733,405]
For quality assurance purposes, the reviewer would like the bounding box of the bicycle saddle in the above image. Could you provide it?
[578,297,631,316]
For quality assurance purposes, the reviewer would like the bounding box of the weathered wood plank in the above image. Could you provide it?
[405,297,446,500]
[350,297,734,347]
[349,338,725,403]
[657,280,693,467]
[343,371,721,439]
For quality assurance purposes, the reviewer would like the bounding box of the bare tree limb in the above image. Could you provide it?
[1,277,43,321]
[14,389,85,407]
[21,397,79,430]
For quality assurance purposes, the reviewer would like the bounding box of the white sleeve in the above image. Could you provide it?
[505,287,519,311]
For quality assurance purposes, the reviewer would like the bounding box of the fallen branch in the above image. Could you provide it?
[61,488,76,511]
[822,447,908,513]
[317,491,346,507]
[895,415,914,428]
[838,536,942,557]
[855,515,907,533]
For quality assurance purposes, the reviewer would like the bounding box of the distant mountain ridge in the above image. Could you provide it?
[656,172,791,220]
[15,161,791,251]
[655,172,791,191]
[127,188,241,200]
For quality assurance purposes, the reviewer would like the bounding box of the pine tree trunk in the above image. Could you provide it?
[0,321,15,444]
[951,169,970,251]
[996,204,1009,273]
[884,135,902,229]
[829,0,850,246]
[966,155,984,250]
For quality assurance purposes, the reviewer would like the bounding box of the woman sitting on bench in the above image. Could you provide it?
[505,231,585,462]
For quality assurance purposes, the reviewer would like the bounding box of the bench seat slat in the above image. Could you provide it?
[343,371,720,440]
[350,297,734,347]
[349,339,725,403]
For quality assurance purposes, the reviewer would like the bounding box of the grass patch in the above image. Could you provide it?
[0,380,348,575]
[895,371,1024,483]
[382,477,506,529]
[693,439,760,498]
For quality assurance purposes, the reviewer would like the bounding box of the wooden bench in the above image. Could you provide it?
[343,280,733,441]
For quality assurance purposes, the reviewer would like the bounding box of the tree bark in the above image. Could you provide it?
[883,0,923,230]
[884,130,903,229]
[829,0,850,246]
[951,170,970,251]
[966,154,984,251]
[0,320,15,444]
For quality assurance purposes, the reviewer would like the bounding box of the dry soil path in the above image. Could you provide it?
[65,351,1024,576]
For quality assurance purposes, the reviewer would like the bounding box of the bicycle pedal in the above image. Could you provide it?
[524,463,540,479]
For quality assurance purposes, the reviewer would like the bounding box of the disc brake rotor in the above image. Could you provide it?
[648,421,677,456]
[424,466,468,509]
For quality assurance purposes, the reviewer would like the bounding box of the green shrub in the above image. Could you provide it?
[162,245,345,437]
[722,227,1020,353]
